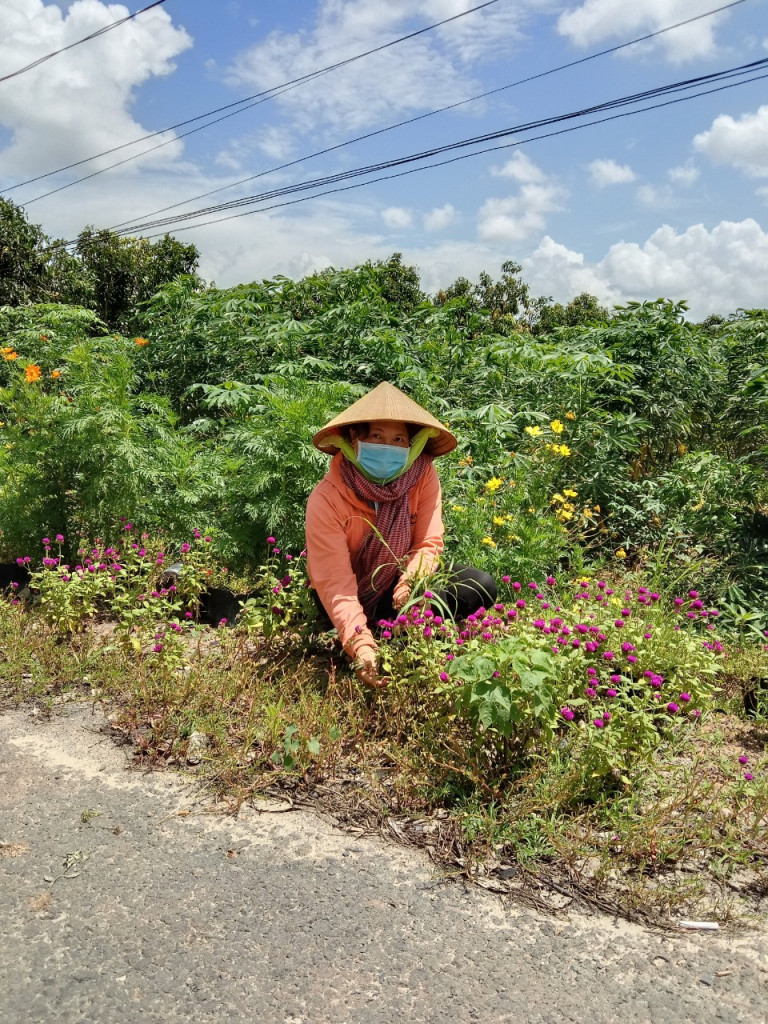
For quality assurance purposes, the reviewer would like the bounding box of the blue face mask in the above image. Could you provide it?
[357,441,409,482]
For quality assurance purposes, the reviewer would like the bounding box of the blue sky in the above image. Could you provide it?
[2,0,768,317]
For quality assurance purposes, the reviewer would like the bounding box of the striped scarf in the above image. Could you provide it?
[339,453,431,620]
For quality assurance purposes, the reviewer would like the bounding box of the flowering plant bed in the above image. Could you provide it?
[1,534,766,928]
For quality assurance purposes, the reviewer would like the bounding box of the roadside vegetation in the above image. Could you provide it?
[1,202,766,925]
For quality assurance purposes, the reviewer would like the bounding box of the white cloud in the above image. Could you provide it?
[668,165,700,186]
[523,220,768,319]
[423,203,455,231]
[381,206,413,229]
[693,105,768,177]
[491,151,545,183]
[758,186,768,204]
[226,1,544,137]
[588,158,636,187]
[479,154,566,242]
[557,0,732,62]
[0,0,192,177]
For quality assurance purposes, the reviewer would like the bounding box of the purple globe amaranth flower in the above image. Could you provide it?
[744,773,754,782]
[185,611,193,619]
[691,599,704,610]
[512,581,522,590]
[124,523,133,531]
[180,543,190,554]
[55,534,64,543]
[381,630,392,640]
[516,599,526,609]
[691,708,701,718]
[585,687,597,698]
[602,711,611,722]
[586,667,597,676]
[153,643,163,653]
[667,702,679,713]
[627,654,638,664]
[602,650,615,660]
[492,670,500,678]
[679,692,691,703]
[266,536,276,544]
[528,581,539,590]
[502,574,511,583]
[15,557,24,566]
[650,593,660,601]
[688,590,699,599]
[738,755,748,765]
[606,688,618,698]
[571,638,581,648]
[439,671,449,682]
[445,653,455,662]
[597,581,606,589]
[546,576,556,585]
[507,609,517,619]
[42,537,50,546]
[593,718,605,728]
[560,707,575,721]
[614,620,625,628]
[674,597,685,607]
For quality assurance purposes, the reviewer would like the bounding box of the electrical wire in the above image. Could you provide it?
[103,0,750,234]
[126,67,768,241]
[7,0,502,199]
[106,56,768,238]
[0,0,169,84]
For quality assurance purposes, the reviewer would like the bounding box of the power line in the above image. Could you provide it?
[104,0,751,234]
[128,67,768,241]
[7,0,502,199]
[108,56,768,237]
[0,0,169,84]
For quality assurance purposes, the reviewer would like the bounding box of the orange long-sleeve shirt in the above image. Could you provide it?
[305,453,444,656]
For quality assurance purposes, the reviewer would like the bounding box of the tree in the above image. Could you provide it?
[532,292,610,336]
[0,197,54,305]
[72,227,199,332]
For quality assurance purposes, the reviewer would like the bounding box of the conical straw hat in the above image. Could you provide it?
[313,381,457,457]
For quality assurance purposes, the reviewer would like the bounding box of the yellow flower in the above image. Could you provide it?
[563,488,578,498]
[3,349,18,361]
[550,419,564,434]
[593,504,601,513]
[25,364,42,383]
[615,548,627,559]
[558,444,572,457]
[485,477,503,493]
[565,411,576,421]
[524,425,542,437]
[551,493,564,504]
[677,441,688,455]
[134,337,149,347]
[481,536,497,548]
[493,515,506,526]
[557,510,574,522]
[451,505,465,513]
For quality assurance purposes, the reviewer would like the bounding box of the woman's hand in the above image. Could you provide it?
[354,645,386,689]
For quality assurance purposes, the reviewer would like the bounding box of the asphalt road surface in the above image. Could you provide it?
[1,701,766,1024]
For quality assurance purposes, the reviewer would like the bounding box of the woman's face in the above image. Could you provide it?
[352,419,411,449]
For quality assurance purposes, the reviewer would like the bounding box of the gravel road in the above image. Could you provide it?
[1,701,766,1024]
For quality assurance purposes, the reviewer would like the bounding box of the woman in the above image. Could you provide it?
[306,382,496,688]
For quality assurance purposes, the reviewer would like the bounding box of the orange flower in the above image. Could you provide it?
[25,364,42,383]
[40,334,48,341]
[2,348,17,361]
[134,337,149,347]
[51,370,62,379]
